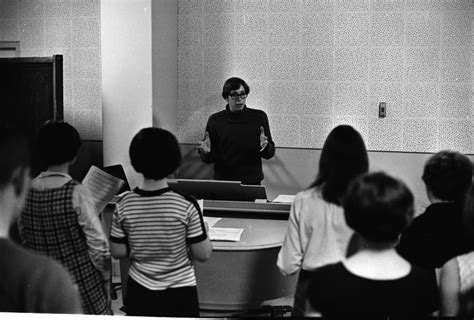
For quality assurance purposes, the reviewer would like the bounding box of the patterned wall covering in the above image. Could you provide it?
[177,0,473,153]
[0,0,102,140]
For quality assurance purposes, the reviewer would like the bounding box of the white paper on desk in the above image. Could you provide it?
[272,194,296,203]
[203,217,221,229]
[209,228,243,242]
[82,165,125,214]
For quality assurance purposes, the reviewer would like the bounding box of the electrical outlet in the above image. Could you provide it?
[379,102,386,118]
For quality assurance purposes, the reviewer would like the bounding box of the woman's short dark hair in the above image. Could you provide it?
[129,127,181,180]
[309,125,369,205]
[38,120,81,166]
[422,150,472,202]
[222,77,250,99]
[343,172,414,243]
[0,128,30,189]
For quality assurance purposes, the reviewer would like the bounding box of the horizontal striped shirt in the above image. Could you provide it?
[110,187,207,290]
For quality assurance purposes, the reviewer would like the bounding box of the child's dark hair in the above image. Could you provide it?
[422,150,472,202]
[0,128,30,189]
[38,120,82,166]
[309,125,369,205]
[222,77,250,99]
[343,172,414,243]
[130,127,181,180]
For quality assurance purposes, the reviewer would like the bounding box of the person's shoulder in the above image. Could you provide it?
[246,107,267,116]
[168,188,201,211]
[209,109,227,120]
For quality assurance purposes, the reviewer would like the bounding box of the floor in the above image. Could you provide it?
[110,277,294,317]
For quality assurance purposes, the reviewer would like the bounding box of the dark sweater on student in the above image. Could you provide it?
[307,262,438,318]
[397,202,473,269]
[200,105,275,185]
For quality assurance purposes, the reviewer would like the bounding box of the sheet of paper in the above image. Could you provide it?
[209,228,244,242]
[82,165,125,214]
[272,194,296,203]
[203,216,222,229]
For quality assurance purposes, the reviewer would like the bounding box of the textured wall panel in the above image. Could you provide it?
[406,47,440,81]
[203,14,234,47]
[72,109,102,140]
[268,115,300,147]
[235,0,268,12]
[269,47,300,80]
[301,0,334,11]
[268,13,300,47]
[299,81,333,116]
[177,0,474,153]
[335,0,369,11]
[178,14,202,47]
[44,0,71,18]
[334,82,368,117]
[73,78,101,110]
[371,12,403,46]
[403,119,439,153]
[438,119,473,154]
[0,18,18,40]
[19,0,43,18]
[72,48,100,78]
[72,17,100,48]
[235,13,267,47]
[19,18,43,49]
[372,0,404,11]
[368,118,403,151]
[369,83,403,118]
[335,11,369,46]
[441,10,472,46]
[370,47,404,81]
[301,47,333,81]
[45,18,71,48]
[234,46,268,80]
[268,81,301,114]
[301,12,333,47]
[334,47,368,81]
[0,0,17,19]
[441,48,471,82]
[178,46,202,80]
[406,11,440,46]
[71,0,99,17]
[300,116,334,149]
[404,84,440,118]
[440,84,472,118]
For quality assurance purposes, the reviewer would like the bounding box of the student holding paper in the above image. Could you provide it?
[110,127,212,317]
[19,121,111,315]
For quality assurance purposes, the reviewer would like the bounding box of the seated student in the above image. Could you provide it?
[439,185,474,316]
[306,172,439,317]
[397,150,473,269]
[110,127,212,317]
[19,121,111,315]
[0,128,82,313]
[277,125,369,316]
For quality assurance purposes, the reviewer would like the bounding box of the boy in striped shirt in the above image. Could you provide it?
[110,127,212,317]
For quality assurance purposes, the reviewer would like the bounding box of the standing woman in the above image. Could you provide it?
[20,121,111,315]
[277,125,369,316]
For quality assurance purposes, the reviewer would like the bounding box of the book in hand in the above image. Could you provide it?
[209,227,244,242]
[82,165,125,214]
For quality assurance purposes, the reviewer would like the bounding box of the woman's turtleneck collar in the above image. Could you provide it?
[225,104,247,116]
